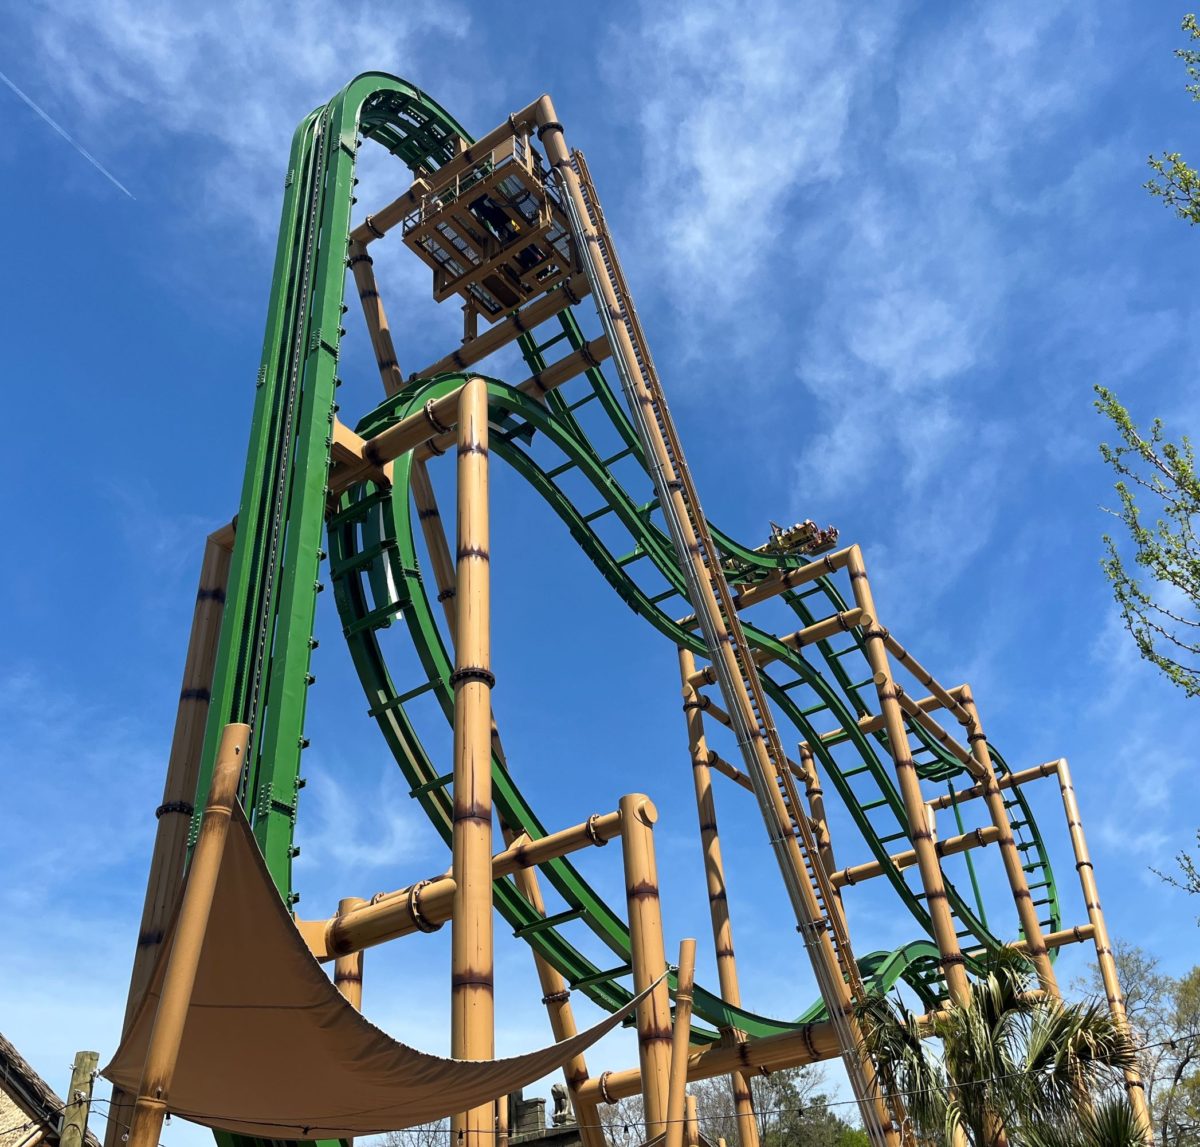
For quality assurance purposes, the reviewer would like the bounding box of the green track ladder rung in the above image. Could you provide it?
[583,504,615,523]
[343,598,404,637]
[409,770,454,798]
[571,963,633,991]
[649,587,680,604]
[602,447,634,467]
[841,763,872,778]
[636,498,658,516]
[546,458,577,480]
[860,798,890,813]
[798,701,829,716]
[367,679,438,717]
[831,644,864,659]
[567,392,599,412]
[849,676,876,691]
[616,548,646,567]
[877,829,907,844]
[328,487,391,528]
[533,330,571,354]
[513,907,586,937]
[329,537,396,580]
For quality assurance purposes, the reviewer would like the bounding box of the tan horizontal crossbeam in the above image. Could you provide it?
[925,760,1060,812]
[684,610,868,687]
[413,273,592,379]
[831,825,1002,888]
[1004,922,1095,955]
[296,807,623,960]
[328,337,610,493]
[575,1020,842,1105]
[800,686,966,751]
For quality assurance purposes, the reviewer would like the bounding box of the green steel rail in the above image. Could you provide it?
[191,71,1061,1147]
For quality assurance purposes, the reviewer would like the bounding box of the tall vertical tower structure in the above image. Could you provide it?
[108,73,1149,1147]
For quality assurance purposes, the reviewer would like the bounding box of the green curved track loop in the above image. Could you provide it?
[195,72,1062,1145]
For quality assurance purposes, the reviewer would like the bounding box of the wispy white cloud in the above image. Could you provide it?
[604,1,886,322]
[23,0,471,233]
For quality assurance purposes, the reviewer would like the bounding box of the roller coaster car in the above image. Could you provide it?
[757,519,840,556]
[401,131,576,323]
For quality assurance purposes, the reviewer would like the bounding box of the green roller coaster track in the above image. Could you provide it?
[187,71,1061,1147]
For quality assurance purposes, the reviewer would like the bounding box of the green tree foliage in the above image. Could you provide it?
[1074,942,1200,1145]
[1147,14,1200,223]
[1094,385,1200,699]
[858,954,1138,1147]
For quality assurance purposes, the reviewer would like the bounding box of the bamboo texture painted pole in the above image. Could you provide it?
[315,808,624,958]
[845,546,971,1004]
[686,1094,700,1147]
[124,724,249,1147]
[958,688,1060,997]
[410,456,509,768]
[926,760,1059,811]
[665,939,697,1147]
[803,687,967,750]
[831,827,1003,889]
[1055,757,1151,1133]
[334,896,366,1009]
[576,1020,842,1105]
[450,378,495,1147]
[106,529,233,1147]
[678,649,760,1147]
[347,242,404,396]
[619,793,672,1136]
[509,868,606,1147]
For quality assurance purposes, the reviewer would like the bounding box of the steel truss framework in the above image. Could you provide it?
[106,73,1150,1147]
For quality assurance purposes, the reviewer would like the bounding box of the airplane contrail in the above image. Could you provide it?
[0,68,135,200]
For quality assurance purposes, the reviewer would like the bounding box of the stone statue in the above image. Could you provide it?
[550,1081,575,1126]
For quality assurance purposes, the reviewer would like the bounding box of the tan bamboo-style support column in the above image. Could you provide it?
[797,744,839,879]
[410,456,509,769]
[619,794,671,1136]
[124,724,249,1147]
[1055,757,1150,1134]
[863,627,968,1001]
[347,241,404,396]
[497,1095,509,1147]
[844,546,970,1004]
[958,688,1059,997]
[665,938,697,1147]
[107,526,233,1147]
[334,893,366,1147]
[334,896,367,1008]
[450,378,495,1147]
[685,1095,700,1147]
[678,649,759,1147]
[503,822,606,1147]
[411,458,459,639]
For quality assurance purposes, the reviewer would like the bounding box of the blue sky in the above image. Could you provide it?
[1,0,1198,1139]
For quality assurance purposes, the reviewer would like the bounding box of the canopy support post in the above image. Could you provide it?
[125,724,250,1147]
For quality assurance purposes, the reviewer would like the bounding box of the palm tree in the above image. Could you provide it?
[1022,1095,1150,1147]
[856,953,1140,1147]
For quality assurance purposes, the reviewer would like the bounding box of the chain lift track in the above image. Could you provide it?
[109,72,1156,1147]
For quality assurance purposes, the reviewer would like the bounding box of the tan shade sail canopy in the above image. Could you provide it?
[103,805,650,1140]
